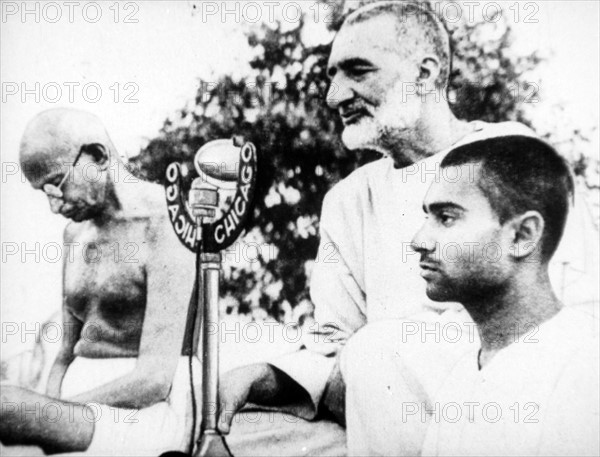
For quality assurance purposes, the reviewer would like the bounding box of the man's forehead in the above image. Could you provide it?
[425,164,486,207]
[329,16,402,65]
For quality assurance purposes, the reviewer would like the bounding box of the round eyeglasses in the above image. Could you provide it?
[42,145,86,199]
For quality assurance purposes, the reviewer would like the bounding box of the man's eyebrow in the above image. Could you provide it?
[424,202,467,213]
[327,57,375,77]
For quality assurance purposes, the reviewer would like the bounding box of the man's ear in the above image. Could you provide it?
[82,143,109,170]
[508,211,545,260]
[417,56,441,94]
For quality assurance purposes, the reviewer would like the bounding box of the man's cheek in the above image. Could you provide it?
[437,241,463,266]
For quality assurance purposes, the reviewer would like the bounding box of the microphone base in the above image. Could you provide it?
[193,430,234,457]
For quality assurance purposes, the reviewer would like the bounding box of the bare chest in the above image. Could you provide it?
[64,221,150,324]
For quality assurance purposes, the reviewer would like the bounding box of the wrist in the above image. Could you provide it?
[243,363,275,402]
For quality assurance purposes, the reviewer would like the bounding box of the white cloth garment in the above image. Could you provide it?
[60,356,201,456]
[421,306,599,457]
[340,309,478,456]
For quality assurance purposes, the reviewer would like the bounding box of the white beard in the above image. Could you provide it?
[341,116,385,154]
[340,82,418,157]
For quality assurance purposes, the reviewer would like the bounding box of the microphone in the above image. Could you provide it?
[188,139,240,224]
[165,138,257,253]
[189,179,218,222]
[194,138,240,187]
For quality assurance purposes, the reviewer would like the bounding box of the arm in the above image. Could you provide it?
[219,183,368,426]
[69,217,195,409]
[46,308,82,398]
[47,225,83,399]
[268,184,368,417]
[218,363,311,433]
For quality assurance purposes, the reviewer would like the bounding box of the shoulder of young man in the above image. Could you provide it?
[460,120,537,145]
[534,305,599,364]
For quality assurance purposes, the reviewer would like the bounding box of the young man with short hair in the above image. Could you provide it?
[414,135,599,456]
[343,135,598,456]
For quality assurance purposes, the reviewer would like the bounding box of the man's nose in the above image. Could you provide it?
[326,75,354,110]
[411,223,436,255]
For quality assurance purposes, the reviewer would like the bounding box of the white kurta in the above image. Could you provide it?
[340,310,479,456]
[421,307,599,456]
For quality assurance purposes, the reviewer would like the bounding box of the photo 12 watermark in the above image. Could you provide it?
[1,241,141,265]
[0,399,139,425]
[1,82,140,104]
[401,401,540,424]
[1,2,139,24]
[190,1,540,25]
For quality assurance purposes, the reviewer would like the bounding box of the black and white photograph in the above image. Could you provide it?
[1,1,598,456]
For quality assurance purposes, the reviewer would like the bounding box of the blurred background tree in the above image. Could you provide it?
[130,0,598,322]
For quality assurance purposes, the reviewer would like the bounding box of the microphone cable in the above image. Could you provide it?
[187,236,202,454]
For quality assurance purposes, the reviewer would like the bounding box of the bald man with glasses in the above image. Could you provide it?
[1,108,198,456]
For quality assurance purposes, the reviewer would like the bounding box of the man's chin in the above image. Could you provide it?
[425,284,457,303]
[69,214,87,222]
[341,122,380,151]
[63,212,84,222]
[64,208,96,222]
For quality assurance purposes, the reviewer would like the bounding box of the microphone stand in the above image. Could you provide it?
[163,138,256,457]
[189,181,234,457]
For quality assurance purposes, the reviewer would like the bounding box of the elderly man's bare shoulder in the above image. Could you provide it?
[62,179,192,269]
[63,180,171,233]
[121,179,170,219]
[121,180,177,236]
